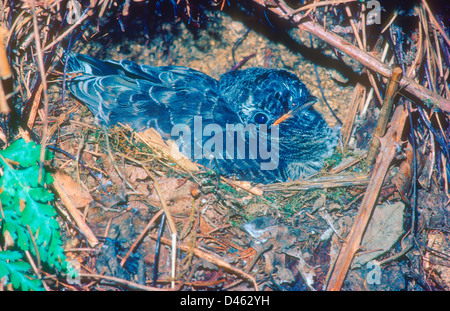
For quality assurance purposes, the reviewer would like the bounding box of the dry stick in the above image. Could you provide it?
[282,0,357,17]
[0,26,11,114]
[42,9,92,52]
[26,224,41,271]
[406,19,424,78]
[138,165,177,237]
[328,155,364,174]
[24,250,49,290]
[76,132,91,192]
[24,250,40,279]
[433,28,444,80]
[361,2,367,51]
[152,235,259,291]
[112,150,178,236]
[420,7,437,94]
[421,0,450,48]
[251,0,450,112]
[0,27,11,80]
[25,223,50,290]
[30,0,49,186]
[220,176,263,196]
[261,172,369,192]
[120,209,164,267]
[27,83,43,129]
[326,104,408,291]
[79,273,171,291]
[52,173,99,247]
[5,9,27,48]
[341,83,365,148]
[143,166,177,289]
[344,5,364,50]
[366,67,403,166]
[299,20,449,110]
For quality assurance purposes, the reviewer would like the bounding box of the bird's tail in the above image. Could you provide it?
[66,53,121,76]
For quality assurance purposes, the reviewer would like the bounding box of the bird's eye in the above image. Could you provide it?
[253,112,269,124]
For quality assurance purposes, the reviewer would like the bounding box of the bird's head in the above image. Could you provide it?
[219,68,337,180]
[219,68,317,126]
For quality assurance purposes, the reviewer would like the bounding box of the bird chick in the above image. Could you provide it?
[66,53,338,184]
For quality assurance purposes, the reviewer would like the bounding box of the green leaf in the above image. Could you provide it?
[0,250,23,263]
[8,263,44,291]
[0,140,39,167]
[0,139,52,168]
[0,250,44,291]
[0,139,67,290]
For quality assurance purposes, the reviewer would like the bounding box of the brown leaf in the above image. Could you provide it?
[54,171,93,208]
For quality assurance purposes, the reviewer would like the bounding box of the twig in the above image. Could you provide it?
[30,0,50,186]
[344,5,364,50]
[420,7,437,94]
[223,245,270,290]
[79,273,171,291]
[0,26,11,115]
[140,165,177,236]
[346,4,383,106]
[47,145,101,184]
[361,2,367,50]
[42,8,92,52]
[251,0,450,112]
[421,0,450,48]
[231,28,251,67]
[152,213,166,286]
[26,224,41,271]
[0,26,11,80]
[26,83,43,129]
[406,17,424,78]
[152,235,259,290]
[24,250,49,291]
[220,176,263,196]
[326,104,408,291]
[366,67,403,166]
[120,209,164,267]
[140,164,177,289]
[341,83,365,148]
[262,172,369,192]
[321,210,345,242]
[361,41,392,116]
[282,0,357,17]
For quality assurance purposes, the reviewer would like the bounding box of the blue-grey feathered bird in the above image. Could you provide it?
[66,53,337,184]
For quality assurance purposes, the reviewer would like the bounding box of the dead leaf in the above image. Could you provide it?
[353,201,405,268]
[54,171,93,208]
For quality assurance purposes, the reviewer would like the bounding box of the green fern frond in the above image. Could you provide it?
[0,139,66,291]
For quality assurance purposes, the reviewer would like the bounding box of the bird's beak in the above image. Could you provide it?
[272,98,318,126]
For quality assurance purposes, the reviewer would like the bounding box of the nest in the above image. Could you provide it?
[0,0,449,292]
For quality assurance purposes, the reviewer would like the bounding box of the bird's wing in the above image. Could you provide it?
[66,53,239,134]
